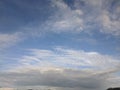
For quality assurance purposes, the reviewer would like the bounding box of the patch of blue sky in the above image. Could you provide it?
[10,30,119,56]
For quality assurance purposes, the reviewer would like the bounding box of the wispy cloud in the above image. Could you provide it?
[1,0,120,37]
[17,47,119,70]
[40,0,120,36]
[44,0,84,33]
[1,0,119,40]
[0,32,23,50]
[101,4,120,36]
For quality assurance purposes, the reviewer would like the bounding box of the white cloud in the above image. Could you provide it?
[101,10,120,36]
[44,0,84,33]
[0,32,25,71]
[0,0,119,89]
[0,32,23,50]
[40,0,120,36]
[1,0,119,39]
[17,47,120,71]
[8,0,119,38]
[0,47,120,89]
[81,0,120,36]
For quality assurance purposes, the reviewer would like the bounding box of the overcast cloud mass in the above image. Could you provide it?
[0,0,120,90]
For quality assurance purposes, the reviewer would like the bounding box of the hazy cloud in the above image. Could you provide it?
[0,68,108,89]
[0,32,23,50]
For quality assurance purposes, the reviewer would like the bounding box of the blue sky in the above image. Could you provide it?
[0,0,120,90]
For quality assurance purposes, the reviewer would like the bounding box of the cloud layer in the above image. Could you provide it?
[0,66,120,90]
[0,47,120,89]
[0,68,108,89]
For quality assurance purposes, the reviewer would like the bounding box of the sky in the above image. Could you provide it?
[0,0,120,90]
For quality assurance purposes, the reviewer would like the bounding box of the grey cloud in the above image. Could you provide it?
[0,69,107,89]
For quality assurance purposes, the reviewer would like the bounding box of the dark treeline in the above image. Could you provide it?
[107,88,120,90]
